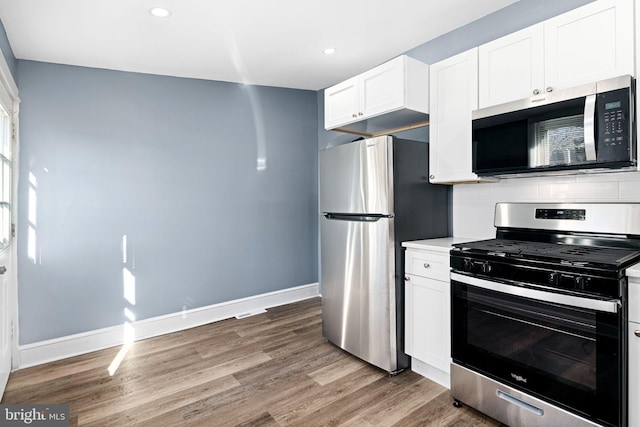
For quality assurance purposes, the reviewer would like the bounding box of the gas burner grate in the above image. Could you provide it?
[456,238,640,269]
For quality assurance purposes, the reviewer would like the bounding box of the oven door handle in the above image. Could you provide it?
[451,272,619,313]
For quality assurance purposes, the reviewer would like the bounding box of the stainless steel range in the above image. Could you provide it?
[450,202,640,427]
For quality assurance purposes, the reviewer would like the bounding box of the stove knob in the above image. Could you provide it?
[481,262,492,274]
[575,276,588,290]
[463,259,473,272]
[548,273,559,285]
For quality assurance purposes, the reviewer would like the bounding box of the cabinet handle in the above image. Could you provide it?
[533,89,540,95]
[429,174,435,180]
[352,113,358,118]
[404,276,410,281]
[358,112,363,116]
[635,330,640,337]
[546,86,553,93]
[423,263,430,269]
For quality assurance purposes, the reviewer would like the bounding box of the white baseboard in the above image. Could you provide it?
[18,283,320,369]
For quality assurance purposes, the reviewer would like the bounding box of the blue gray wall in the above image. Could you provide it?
[17,61,318,344]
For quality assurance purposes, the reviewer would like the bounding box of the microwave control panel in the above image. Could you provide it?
[597,87,632,163]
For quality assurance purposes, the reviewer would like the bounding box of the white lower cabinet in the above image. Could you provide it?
[404,247,451,388]
[629,272,640,427]
[630,323,639,427]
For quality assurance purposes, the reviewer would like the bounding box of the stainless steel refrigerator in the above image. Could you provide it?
[319,135,449,374]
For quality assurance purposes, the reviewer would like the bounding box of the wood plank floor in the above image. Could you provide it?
[2,297,501,426]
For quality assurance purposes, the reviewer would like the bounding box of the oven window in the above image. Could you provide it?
[451,280,622,426]
[466,285,596,390]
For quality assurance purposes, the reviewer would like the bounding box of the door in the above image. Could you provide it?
[544,0,634,91]
[319,136,393,215]
[359,56,405,119]
[0,82,16,398]
[478,24,544,108]
[320,214,396,371]
[404,273,450,372]
[451,275,622,426]
[324,77,360,129]
[429,48,480,183]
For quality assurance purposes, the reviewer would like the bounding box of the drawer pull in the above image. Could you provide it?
[405,276,410,281]
[635,330,640,337]
[423,263,430,269]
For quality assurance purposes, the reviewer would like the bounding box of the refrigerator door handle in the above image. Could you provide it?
[323,213,393,222]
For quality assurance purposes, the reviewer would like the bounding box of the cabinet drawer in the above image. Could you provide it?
[405,250,449,281]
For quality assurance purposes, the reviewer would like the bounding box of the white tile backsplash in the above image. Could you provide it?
[619,180,640,200]
[453,171,640,238]
[540,180,620,200]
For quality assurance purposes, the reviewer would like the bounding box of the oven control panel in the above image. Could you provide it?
[535,209,586,220]
[451,253,621,299]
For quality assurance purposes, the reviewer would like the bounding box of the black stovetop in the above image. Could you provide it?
[453,238,640,270]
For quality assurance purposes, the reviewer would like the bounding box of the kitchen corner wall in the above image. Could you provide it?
[17,60,318,344]
[453,172,640,239]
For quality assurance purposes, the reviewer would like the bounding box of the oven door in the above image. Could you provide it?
[451,272,624,427]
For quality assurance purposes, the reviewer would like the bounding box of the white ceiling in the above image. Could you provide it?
[0,0,519,91]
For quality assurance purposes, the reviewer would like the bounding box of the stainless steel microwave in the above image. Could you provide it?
[472,75,636,177]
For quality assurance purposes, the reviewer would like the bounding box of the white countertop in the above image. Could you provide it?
[402,237,476,252]
[628,262,640,279]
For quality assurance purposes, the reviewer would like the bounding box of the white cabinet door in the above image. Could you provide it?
[405,273,450,373]
[630,324,640,427]
[429,48,479,184]
[360,56,405,119]
[478,24,544,108]
[324,78,360,129]
[544,0,634,91]
[478,0,634,108]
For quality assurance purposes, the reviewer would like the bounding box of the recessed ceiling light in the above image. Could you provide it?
[323,48,337,55]
[149,6,172,18]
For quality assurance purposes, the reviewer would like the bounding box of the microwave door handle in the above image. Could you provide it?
[584,94,597,161]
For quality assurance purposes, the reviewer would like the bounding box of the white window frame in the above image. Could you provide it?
[0,52,20,371]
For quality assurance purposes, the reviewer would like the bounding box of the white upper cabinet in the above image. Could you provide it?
[479,25,544,108]
[544,0,634,90]
[359,58,406,120]
[324,79,360,130]
[324,55,429,134]
[429,48,481,184]
[479,0,634,109]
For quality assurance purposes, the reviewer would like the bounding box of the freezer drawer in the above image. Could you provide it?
[320,214,398,372]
